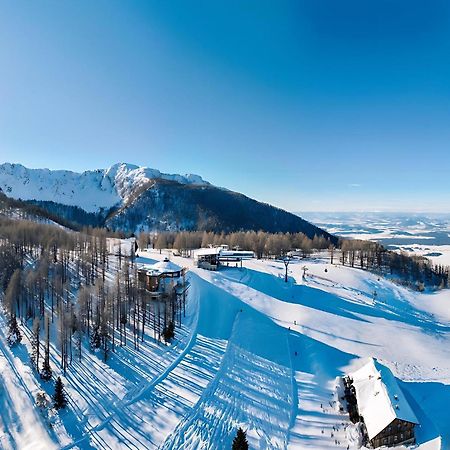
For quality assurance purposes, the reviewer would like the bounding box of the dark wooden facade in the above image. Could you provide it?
[370,419,416,448]
[138,270,158,293]
[137,268,185,295]
[136,267,189,342]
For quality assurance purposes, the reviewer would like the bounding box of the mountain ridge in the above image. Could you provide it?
[0,162,209,213]
[0,162,337,242]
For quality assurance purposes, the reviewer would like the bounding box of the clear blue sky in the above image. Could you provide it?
[0,0,449,212]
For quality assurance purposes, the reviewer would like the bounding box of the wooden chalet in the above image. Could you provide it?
[344,358,419,448]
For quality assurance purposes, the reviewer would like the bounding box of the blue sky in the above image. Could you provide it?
[0,1,449,212]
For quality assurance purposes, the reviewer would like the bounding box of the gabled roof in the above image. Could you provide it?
[349,358,418,440]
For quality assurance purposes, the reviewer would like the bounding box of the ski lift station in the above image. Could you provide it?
[195,245,254,270]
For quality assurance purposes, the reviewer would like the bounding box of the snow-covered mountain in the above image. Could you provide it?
[0,162,336,240]
[0,162,209,213]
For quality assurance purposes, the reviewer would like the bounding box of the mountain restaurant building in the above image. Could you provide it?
[344,358,419,448]
[137,258,187,297]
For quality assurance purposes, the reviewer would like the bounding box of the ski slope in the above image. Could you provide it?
[0,250,449,449]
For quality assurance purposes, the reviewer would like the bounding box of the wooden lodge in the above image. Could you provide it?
[344,358,418,448]
[136,258,189,340]
[137,258,187,297]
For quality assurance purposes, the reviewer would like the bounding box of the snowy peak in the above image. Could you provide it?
[0,162,209,213]
[104,162,209,202]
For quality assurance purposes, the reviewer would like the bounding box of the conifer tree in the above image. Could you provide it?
[41,316,52,381]
[53,376,67,410]
[162,320,175,342]
[7,315,22,346]
[100,320,109,362]
[90,324,101,351]
[31,317,40,368]
[232,428,249,450]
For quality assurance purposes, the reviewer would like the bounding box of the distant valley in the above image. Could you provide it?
[302,211,450,266]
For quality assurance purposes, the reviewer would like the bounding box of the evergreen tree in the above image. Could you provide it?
[31,317,41,369]
[100,321,109,362]
[41,316,52,381]
[90,324,101,351]
[7,315,22,346]
[74,329,82,362]
[162,320,175,342]
[41,352,53,381]
[53,376,67,410]
[232,428,249,450]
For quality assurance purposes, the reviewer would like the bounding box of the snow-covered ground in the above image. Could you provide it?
[394,244,450,267]
[0,249,449,449]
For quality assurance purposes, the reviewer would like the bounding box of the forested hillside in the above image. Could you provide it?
[105,179,338,239]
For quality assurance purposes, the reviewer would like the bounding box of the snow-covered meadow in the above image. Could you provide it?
[0,249,449,449]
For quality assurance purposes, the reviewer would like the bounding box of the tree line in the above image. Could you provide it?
[138,230,449,290]
[139,230,332,259]
[340,238,449,290]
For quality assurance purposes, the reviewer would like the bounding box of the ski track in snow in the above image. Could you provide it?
[160,313,295,450]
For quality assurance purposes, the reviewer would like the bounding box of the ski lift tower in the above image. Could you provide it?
[302,266,308,280]
[282,255,292,283]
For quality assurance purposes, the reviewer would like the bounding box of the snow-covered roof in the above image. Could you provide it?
[219,250,254,259]
[196,248,220,256]
[150,258,182,274]
[195,248,254,258]
[349,358,418,440]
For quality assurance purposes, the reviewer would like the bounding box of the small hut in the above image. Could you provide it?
[195,248,220,270]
